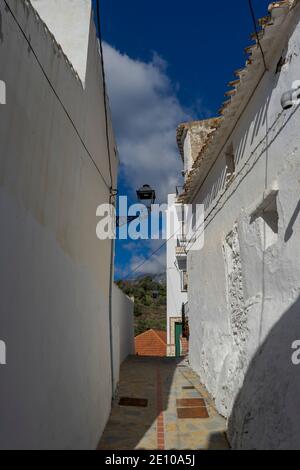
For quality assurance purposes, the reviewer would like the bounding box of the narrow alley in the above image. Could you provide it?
[2,0,300,452]
[98,356,228,450]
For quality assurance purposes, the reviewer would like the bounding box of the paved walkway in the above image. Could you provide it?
[98,356,229,450]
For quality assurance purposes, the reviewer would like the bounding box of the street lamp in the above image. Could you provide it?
[116,184,156,227]
[136,184,156,211]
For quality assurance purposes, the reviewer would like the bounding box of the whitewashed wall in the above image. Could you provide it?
[31,0,91,84]
[187,6,300,449]
[166,194,187,355]
[0,0,131,450]
[112,284,134,388]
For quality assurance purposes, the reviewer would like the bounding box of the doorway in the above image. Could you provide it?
[175,322,183,357]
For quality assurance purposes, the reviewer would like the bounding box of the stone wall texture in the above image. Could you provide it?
[188,4,300,449]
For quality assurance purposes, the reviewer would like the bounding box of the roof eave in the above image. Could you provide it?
[178,0,298,204]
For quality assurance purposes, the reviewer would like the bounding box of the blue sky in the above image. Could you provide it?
[93,0,271,279]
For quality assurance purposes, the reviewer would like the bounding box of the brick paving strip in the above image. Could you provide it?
[176,398,206,407]
[176,397,209,419]
[98,357,229,450]
[156,366,165,450]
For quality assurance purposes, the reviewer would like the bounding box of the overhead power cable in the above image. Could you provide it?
[123,225,182,280]
[96,0,116,196]
[117,209,149,228]
[185,106,290,252]
[125,95,300,275]
[3,0,111,192]
[248,0,268,71]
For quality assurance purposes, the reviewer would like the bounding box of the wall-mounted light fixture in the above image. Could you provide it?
[136,184,156,211]
[116,184,156,227]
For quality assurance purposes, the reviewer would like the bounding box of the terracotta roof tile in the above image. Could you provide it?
[135,329,167,357]
[155,330,167,343]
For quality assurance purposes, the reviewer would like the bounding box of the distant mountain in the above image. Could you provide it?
[133,272,166,284]
[152,272,166,284]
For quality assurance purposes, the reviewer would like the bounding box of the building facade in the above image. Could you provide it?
[166,194,188,357]
[0,0,134,449]
[177,0,300,449]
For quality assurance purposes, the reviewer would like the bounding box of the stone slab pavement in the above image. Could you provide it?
[98,356,229,450]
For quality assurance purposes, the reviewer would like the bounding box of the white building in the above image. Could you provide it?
[0,0,134,449]
[166,194,188,357]
[177,0,300,449]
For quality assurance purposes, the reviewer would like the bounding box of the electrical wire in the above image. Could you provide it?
[121,74,290,278]
[95,0,115,195]
[248,0,268,71]
[123,225,182,280]
[184,107,289,252]
[117,209,149,228]
[3,0,112,192]
[190,68,267,206]
[189,1,269,205]
[123,240,167,280]
[118,2,290,277]
[159,102,298,255]
[94,0,117,400]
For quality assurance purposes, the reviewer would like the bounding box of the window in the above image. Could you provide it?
[181,271,188,292]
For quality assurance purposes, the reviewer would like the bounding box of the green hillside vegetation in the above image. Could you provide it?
[116,275,166,336]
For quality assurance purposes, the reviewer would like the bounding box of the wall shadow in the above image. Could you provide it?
[98,355,181,450]
[228,295,300,449]
[207,431,231,450]
[99,353,230,450]
[284,200,300,242]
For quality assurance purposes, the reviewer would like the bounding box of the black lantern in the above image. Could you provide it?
[116,184,156,227]
[136,184,156,211]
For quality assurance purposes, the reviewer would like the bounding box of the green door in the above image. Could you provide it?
[175,323,183,357]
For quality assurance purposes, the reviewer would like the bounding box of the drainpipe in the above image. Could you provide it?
[108,225,115,401]
[94,0,117,402]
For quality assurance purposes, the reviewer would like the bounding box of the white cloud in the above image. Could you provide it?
[128,249,166,278]
[104,44,191,278]
[114,238,167,279]
[103,43,190,202]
